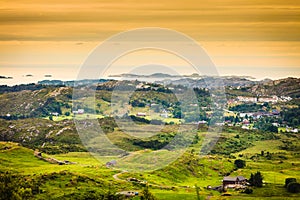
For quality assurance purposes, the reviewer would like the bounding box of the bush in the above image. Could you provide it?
[249,171,263,187]
[234,159,246,168]
[285,178,297,188]
[140,186,157,200]
[130,115,150,124]
[243,188,253,194]
[0,172,35,200]
[287,182,300,193]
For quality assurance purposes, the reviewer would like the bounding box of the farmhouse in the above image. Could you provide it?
[237,96,257,103]
[72,109,85,114]
[198,120,208,124]
[50,112,59,116]
[160,113,168,118]
[258,95,279,103]
[223,176,247,188]
[77,109,84,114]
[239,112,254,118]
[106,160,117,167]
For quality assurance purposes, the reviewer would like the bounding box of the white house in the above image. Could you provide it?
[237,96,257,103]
[78,109,84,114]
[136,112,146,117]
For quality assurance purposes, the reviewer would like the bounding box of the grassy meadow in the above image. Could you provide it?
[1,125,300,200]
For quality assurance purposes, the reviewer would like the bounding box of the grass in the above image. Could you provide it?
[0,142,116,178]
[152,189,200,200]
[117,149,183,172]
[43,113,105,121]
[1,128,300,199]
[0,142,49,174]
[234,140,286,155]
[231,184,300,199]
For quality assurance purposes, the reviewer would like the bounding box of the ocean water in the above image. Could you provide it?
[0,66,299,86]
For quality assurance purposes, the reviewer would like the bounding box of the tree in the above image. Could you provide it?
[65,111,70,116]
[242,188,253,194]
[234,116,239,123]
[285,178,297,188]
[292,118,299,127]
[234,159,246,168]
[140,186,157,200]
[249,171,263,187]
[287,182,300,193]
[195,184,201,200]
[173,107,183,119]
[96,103,101,108]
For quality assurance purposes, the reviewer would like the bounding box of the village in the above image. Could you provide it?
[128,92,297,133]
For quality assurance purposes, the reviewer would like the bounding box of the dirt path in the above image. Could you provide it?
[112,170,127,181]
[112,170,172,189]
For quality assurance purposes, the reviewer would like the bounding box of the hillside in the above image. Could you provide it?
[1,77,299,120]
[0,77,300,199]
[0,118,85,154]
[0,142,132,199]
[249,77,300,97]
[1,133,300,199]
[0,87,72,118]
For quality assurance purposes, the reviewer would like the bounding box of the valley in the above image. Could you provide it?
[0,76,300,199]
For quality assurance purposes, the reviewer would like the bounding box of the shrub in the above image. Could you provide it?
[285,178,297,188]
[249,171,263,187]
[0,172,35,200]
[140,186,157,200]
[243,188,253,194]
[287,182,300,193]
[234,159,246,168]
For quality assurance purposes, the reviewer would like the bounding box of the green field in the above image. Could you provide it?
[1,134,300,200]
[234,140,286,155]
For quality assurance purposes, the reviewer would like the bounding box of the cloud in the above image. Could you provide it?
[0,0,299,41]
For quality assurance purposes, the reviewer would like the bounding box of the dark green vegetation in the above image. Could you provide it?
[208,126,279,155]
[234,159,246,169]
[249,171,263,187]
[229,103,270,113]
[285,178,300,193]
[281,107,300,127]
[0,84,48,94]
[287,182,300,193]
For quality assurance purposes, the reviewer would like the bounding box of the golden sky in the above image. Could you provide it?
[0,0,300,83]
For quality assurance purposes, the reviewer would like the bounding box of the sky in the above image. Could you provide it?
[0,0,300,85]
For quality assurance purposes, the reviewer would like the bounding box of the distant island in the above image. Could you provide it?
[24,74,33,77]
[109,73,256,80]
[109,73,174,78]
[0,75,13,79]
